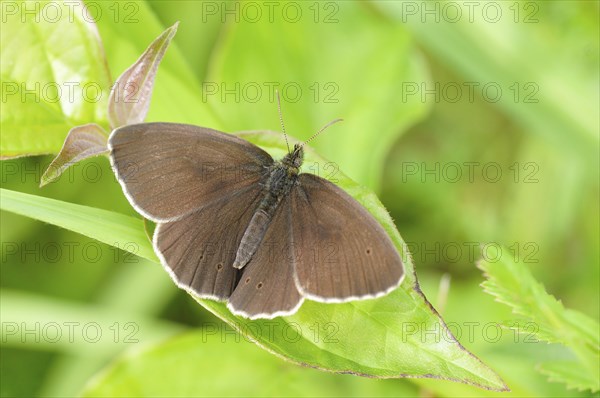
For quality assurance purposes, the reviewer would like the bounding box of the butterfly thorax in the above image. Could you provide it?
[232,145,304,270]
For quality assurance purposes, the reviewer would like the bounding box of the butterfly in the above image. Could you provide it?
[108,104,404,319]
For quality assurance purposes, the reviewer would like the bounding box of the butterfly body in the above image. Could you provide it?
[233,144,304,269]
[108,123,404,319]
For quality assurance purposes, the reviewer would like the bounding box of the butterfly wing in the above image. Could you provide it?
[290,174,404,302]
[153,184,264,300]
[227,196,304,319]
[108,122,273,222]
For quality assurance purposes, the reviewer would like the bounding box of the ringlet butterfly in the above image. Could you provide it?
[108,98,404,319]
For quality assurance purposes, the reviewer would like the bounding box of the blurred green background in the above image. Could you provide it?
[1,0,598,397]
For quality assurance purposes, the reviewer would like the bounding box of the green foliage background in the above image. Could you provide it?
[1,1,598,397]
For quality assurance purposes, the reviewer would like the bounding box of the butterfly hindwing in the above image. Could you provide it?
[154,185,264,300]
[109,122,273,222]
[290,173,404,302]
[228,196,304,318]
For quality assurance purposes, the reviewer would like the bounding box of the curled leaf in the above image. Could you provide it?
[108,22,179,128]
[40,124,109,187]
[39,22,179,187]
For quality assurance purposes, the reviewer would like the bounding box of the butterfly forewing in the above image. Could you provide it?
[228,196,304,318]
[290,174,404,302]
[109,122,273,222]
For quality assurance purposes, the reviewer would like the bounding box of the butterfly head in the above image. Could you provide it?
[282,143,304,172]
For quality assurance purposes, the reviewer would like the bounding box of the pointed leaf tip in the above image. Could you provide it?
[108,23,179,128]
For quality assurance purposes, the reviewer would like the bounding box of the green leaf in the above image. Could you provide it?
[0,132,507,391]
[206,1,430,190]
[1,0,111,158]
[108,22,179,128]
[478,252,600,392]
[0,188,155,262]
[80,329,419,397]
[39,123,108,187]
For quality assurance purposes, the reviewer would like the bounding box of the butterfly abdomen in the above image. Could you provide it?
[233,209,271,269]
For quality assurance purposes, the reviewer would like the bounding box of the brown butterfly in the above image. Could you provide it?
[108,104,404,319]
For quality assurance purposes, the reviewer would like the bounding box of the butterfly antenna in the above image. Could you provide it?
[276,90,291,154]
[300,118,344,148]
